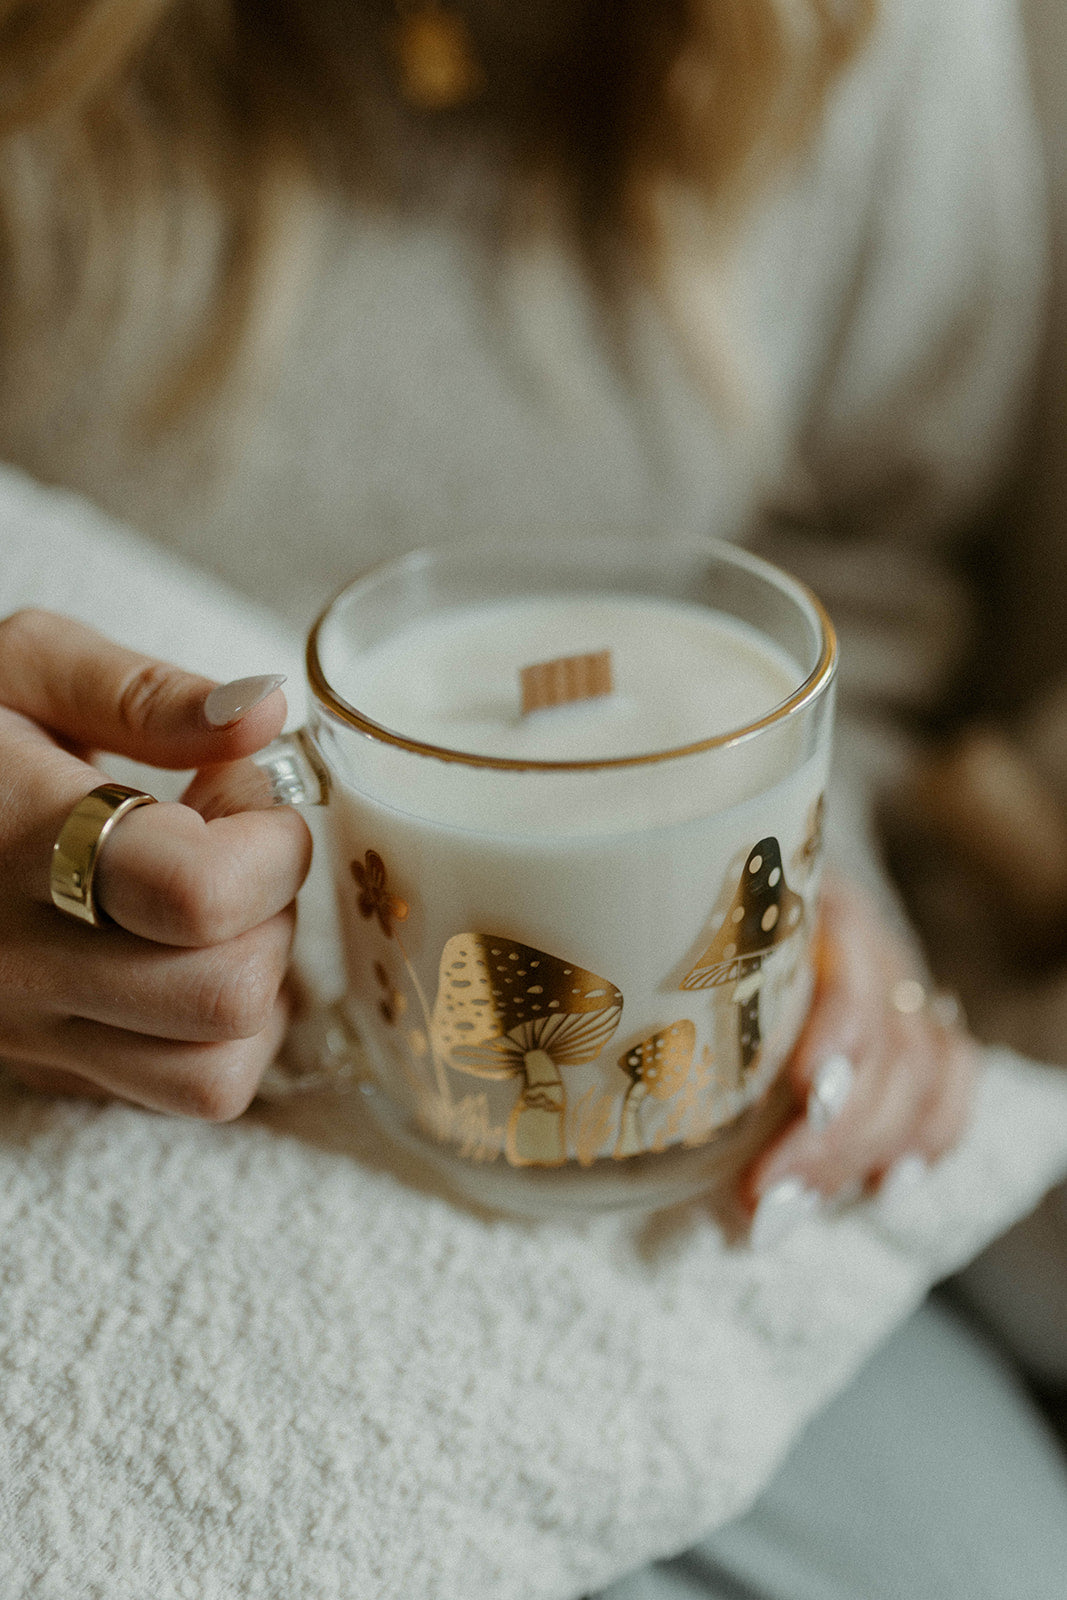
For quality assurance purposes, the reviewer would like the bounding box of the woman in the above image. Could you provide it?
[0,2,1063,1596]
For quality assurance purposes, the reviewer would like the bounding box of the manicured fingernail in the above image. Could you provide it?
[750,1178,821,1250]
[203,674,286,729]
[806,1052,855,1132]
[878,1153,928,1210]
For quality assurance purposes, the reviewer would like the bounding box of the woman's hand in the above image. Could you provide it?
[0,608,312,1118]
[743,877,979,1242]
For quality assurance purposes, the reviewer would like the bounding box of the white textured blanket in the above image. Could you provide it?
[2,465,1067,1600]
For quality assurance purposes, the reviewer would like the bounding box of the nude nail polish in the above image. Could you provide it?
[806,1052,855,1132]
[750,1178,821,1250]
[203,674,286,729]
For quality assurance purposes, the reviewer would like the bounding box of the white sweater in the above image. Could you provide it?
[2,2,1067,1596]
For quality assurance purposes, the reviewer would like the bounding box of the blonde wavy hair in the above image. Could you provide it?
[0,0,874,426]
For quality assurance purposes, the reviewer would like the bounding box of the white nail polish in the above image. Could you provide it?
[878,1153,929,1210]
[203,674,286,729]
[806,1051,854,1132]
[750,1178,821,1250]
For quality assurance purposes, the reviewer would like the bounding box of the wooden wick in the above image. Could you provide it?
[520,650,613,715]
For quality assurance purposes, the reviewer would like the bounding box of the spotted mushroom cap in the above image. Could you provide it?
[430,933,624,1078]
[680,838,804,991]
[618,1020,695,1100]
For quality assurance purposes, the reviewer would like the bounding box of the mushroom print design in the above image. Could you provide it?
[680,838,804,1077]
[430,934,624,1167]
[613,1020,696,1160]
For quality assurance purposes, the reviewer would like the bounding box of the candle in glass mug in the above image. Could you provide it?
[279,539,836,1214]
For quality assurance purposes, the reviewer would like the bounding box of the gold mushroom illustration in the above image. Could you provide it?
[430,934,624,1167]
[614,1020,696,1160]
[680,838,804,1079]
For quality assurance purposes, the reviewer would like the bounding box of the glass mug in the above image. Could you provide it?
[251,537,836,1216]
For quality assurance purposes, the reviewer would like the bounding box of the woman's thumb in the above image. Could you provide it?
[0,608,287,768]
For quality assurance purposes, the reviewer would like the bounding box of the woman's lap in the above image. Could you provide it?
[596,1294,1067,1600]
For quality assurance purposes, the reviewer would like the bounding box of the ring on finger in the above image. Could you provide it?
[889,978,963,1032]
[50,782,157,929]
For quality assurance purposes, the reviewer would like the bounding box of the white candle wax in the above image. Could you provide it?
[336,595,799,762]
[318,591,831,1175]
[319,595,809,834]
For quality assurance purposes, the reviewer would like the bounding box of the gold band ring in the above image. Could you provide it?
[50,782,157,928]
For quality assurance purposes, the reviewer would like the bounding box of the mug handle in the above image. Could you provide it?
[249,727,330,809]
[235,730,370,1100]
[190,726,329,815]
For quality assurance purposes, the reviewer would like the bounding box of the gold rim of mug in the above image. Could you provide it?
[305,542,837,773]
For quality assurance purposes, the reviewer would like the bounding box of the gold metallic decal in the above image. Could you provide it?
[572,1087,619,1168]
[373,961,406,1027]
[430,934,624,1167]
[793,794,825,881]
[353,838,814,1168]
[351,849,409,938]
[352,849,450,1104]
[681,838,804,1075]
[614,1021,696,1159]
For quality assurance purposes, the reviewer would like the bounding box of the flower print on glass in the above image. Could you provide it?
[351,849,409,939]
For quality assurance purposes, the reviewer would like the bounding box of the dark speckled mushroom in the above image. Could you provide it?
[680,838,803,1076]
